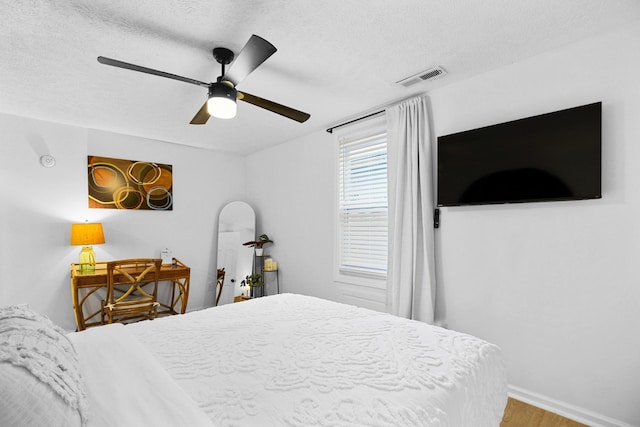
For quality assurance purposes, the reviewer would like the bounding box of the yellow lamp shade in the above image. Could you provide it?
[70,223,105,246]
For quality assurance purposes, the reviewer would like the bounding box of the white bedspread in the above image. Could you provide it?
[68,323,214,427]
[121,294,508,426]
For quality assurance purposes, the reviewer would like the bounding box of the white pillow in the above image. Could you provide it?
[0,305,89,426]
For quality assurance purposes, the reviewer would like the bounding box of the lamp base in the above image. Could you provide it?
[78,246,96,273]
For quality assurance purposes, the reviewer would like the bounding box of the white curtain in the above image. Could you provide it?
[386,95,436,323]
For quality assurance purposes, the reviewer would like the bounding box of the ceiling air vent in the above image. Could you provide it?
[396,66,447,87]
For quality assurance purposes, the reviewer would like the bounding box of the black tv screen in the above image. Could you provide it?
[437,102,602,207]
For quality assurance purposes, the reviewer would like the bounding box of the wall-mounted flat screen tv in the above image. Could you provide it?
[437,102,602,207]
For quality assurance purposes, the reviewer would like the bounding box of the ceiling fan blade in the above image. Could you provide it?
[190,101,210,125]
[239,91,310,123]
[97,56,210,88]
[222,35,277,86]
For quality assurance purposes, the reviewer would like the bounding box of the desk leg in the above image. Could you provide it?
[173,276,190,314]
[161,277,190,315]
[71,277,85,331]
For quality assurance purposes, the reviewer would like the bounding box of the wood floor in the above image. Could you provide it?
[501,398,588,427]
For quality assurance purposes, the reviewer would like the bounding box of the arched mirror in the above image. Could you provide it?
[216,201,255,305]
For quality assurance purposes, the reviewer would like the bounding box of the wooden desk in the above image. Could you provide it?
[70,258,190,331]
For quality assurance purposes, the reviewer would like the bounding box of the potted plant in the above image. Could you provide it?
[242,273,264,298]
[243,233,273,256]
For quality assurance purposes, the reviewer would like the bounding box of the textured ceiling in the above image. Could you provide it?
[1,1,639,154]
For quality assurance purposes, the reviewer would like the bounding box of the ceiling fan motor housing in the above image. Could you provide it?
[209,82,237,101]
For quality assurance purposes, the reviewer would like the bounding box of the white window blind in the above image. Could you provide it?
[337,131,388,279]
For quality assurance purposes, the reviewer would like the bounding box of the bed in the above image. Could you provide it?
[0,294,508,426]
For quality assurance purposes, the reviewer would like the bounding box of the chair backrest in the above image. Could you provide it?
[105,258,162,323]
[215,268,225,306]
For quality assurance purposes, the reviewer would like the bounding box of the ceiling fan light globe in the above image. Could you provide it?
[207,97,237,119]
[207,83,238,119]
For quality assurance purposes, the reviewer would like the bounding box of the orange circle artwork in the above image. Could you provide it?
[87,156,173,210]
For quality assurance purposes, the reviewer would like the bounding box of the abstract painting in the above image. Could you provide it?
[87,156,173,210]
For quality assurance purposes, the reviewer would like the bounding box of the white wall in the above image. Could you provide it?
[247,22,640,426]
[245,131,339,300]
[429,22,640,426]
[0,113,245,331]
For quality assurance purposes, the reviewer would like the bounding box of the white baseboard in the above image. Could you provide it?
[508,385,633,427]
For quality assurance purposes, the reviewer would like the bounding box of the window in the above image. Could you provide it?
[337,126,388,282]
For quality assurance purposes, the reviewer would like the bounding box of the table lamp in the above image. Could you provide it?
[70,223,105,273]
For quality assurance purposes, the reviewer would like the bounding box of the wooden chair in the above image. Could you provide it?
[103,258,162,325]
[215,268,225,306]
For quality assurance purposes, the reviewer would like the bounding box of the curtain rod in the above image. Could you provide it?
[326,94,425,133]
[326,109,385,134]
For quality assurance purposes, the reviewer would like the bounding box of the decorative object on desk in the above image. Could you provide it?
[242,233,273,256]
[242,273,264,298]
[160,248,173,265]
[70,222,105,273]
[87,155,173,211]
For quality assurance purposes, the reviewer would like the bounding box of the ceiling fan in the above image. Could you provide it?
[97,34,310,125]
